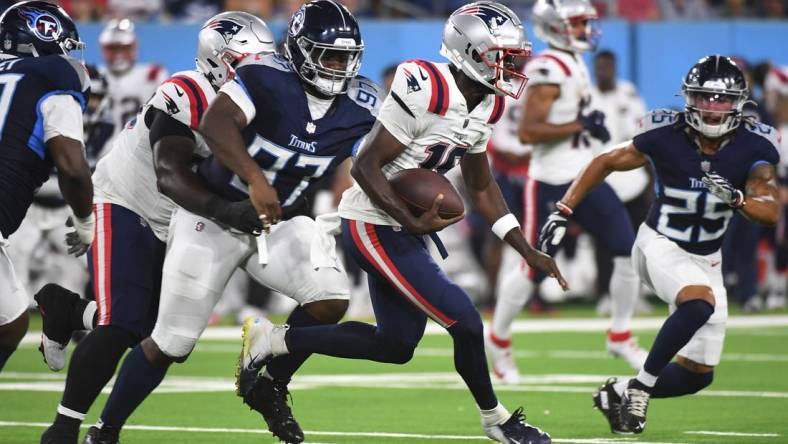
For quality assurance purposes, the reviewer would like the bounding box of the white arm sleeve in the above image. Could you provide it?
[40,94,84,143]
[219,79,256,124]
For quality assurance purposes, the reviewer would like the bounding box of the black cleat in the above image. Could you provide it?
[592,377,630,434]
[241,376,304,443]
[620,379,650,434]
[40,425,78,444]
[82,426,120,444]
[34,284,81,371]
[484,407,551,444]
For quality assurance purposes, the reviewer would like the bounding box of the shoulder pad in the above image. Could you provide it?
[53,55,90,94]
[525,53,571,85]
[347,76,382,116]
[635,109,680,136]
[146,64,167,82]
[742,117,781,151]
[149,71,210,130]
[237,53,292,73]
[399,60,450,116]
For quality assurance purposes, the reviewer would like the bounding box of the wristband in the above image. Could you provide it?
[491,213,520,240]
[72,213,95,244]
[555,201,573,216]
[732,189,746,209]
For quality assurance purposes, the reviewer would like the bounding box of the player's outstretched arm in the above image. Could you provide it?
[351,121,462,234]
[199,93,281,225]
[518,84,583,145]
[740,163,780,226]
[460,151,568,289]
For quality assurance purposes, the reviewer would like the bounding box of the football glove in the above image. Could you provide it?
[701,172,745,208]
[65,214,95,257]
[579,110,611,144]
[208,197,264,236]
[537,212,569,257]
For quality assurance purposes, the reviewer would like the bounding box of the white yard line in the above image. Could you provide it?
[685,431,781,437]
[0,420,691,443]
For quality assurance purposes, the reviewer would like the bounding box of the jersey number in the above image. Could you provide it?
[229,135,334,206]
[0,73,23,137]
[420,143,467,174]
[656,186,733,243]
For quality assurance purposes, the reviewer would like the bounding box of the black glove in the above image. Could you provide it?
[537,203,572,257]
[207,197,264,236]
[579,110,611,144]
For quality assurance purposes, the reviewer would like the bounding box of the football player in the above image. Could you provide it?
[38,12,275,444]
[0,1,93,373]
[488,0,646,384]
[241,2,562,443]
[84,2,377,443]
[99,18,168,142]
[539,56,781,434]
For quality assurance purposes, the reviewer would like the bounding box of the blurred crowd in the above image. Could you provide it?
[0,0,786,21]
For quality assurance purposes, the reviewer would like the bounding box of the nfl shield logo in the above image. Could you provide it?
[700,161,711,172]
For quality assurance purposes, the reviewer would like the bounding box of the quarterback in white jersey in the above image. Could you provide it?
[244,3,559,443]
[488,0,646,387]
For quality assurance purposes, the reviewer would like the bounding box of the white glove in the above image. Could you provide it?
[701,172,745,208]
[65,214,95,256]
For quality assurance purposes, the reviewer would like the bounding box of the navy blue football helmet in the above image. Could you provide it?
[0,0,84,57]
[284,0,364,96]
[682,55,748,139]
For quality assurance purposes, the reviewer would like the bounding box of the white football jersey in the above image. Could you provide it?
[591,80,650,202]
[339,60,505,226]
[488,91,531,175]
[524,49,597,185]
[103,63,169,145]
[92,70,213,241]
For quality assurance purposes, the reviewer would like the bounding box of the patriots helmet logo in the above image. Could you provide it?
[161,91,180,115]
[403,68,422,94]
[456,4,508,35]
[207,18,244,44]
[19,7,62,42]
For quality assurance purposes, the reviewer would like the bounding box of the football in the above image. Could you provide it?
[389,168,465,219]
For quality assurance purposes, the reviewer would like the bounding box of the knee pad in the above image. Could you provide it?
[376,335,416,364]
[150,317,203,360]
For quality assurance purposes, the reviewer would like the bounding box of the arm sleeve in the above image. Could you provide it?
[218,75,256,124]
[40,94,84,143]
[375,62,430,146]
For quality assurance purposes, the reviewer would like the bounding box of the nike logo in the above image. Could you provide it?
[174,85,184,97]
[638,421,646,429]
[418,68,428,81]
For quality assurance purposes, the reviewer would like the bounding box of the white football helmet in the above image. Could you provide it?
[99,18,136,74]
[440,1,532,98]
[532,0,599,53]
[196,11,276,88]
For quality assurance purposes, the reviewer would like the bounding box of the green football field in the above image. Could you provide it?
[2,314,787,444]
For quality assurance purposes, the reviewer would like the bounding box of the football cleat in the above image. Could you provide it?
[40,425,78,444]
[592,377,630,434]
[34,284,81,371]
[236,317,276,398]
[620,380,651,434]
[82,425,119,444]
[242,376,304,443]
[485,333,521,385]
[483,407,551,444]
[607,336,648,371]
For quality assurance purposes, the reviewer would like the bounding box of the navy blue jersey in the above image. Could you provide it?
[634,110,780,255]
[0,54,89,237]
[198,54,379,212]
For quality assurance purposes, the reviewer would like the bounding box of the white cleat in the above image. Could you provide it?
[485,333,521,385]
[607,336,648,370]
[39,333,67,371]
[239,317,275,374]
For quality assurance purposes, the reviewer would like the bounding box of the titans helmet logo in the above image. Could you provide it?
[289,7,305,36]
[457,4,508,35]
[206,19,244,44]
[19,7,62,42]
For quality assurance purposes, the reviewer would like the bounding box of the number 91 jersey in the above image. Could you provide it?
[634,109,780,255]
[338,60,505,226]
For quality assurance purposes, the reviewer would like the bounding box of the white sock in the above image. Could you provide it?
[270,325,290,356]
[491,267,533,340]
[480,402,511,426]
[636,368,658,388]
[82,301,97,331]
[609,257,639,334]
[57,404,86,420]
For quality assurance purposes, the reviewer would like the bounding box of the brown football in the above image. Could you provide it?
[389,168,465,219]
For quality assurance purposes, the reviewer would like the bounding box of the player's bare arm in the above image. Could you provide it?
[561,142,647,209]
[199,92,281,225]
[460,151,567,289]
[351,121,463,235]
[48,135,93,219]
[151,109,262,235]
[739,162,780,226]
[331,158,353,208]
[518,84,583,144]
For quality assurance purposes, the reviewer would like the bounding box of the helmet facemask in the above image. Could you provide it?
[683,86,746,139]
[480,46,531,98]
[290,36,363,96]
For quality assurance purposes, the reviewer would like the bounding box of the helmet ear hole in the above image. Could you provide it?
[207,59,219,68]
[471,50,483,64]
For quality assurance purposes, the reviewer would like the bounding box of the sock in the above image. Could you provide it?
[639,299,714,390]
[449,322,498,410]
[0,346,12,372]
[491,269,533,340]
[652,362,713,398]
[613,379,628,397]
[480,402,510,426]
[60,326,134,416]
[609,257,639,333]
[50,405,84,436]
[265,306,324,380]
[100,344,169,428]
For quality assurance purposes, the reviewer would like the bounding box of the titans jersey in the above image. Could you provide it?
[524,49,597,185]
[634,109,780,255]
[339,60,505,226]
[0,54,89,237]
[199,53,379,214]
[92,70,213,241]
